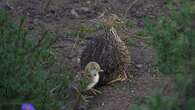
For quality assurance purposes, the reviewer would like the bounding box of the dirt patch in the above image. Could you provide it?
[0,0,174,110]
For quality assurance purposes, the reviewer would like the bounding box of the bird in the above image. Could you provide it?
[76,61,103,92]
[80,14,131,86]
[51,62,103,110]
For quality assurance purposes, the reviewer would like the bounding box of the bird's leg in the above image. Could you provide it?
[74,87,93,102]
[107,71,128,84]
[107,75,122,84]
[80,94,93,102]
[90,88,102,95]
[120,71,128,81]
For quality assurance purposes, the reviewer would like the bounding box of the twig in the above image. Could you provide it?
[125,0,139,17]
[33,31,48,50]
[68,33,80,59]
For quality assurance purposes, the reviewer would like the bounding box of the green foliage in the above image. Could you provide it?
[185,98,195,110]
[0,11,70,109]
[127,37,135,46]
[174,74,192,94]
[130,92,179,110]
[130,0,195,110]
[122,18,136,28]
[145,0,194,75]
[135,30,148,37]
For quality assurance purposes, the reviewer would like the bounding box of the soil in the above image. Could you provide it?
[0,0,174,110]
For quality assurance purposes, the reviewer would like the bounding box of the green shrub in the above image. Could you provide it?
[145,0,194,75]
[130,0,195,110]
[130,92,179,110]
[0,11,70,109]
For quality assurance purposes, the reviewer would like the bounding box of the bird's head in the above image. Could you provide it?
[100,13,123,28]
[85,62,103,77]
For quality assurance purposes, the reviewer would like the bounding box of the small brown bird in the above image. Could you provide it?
[59,62,103,110]
[77,61,103,92]
[80,14,131,86]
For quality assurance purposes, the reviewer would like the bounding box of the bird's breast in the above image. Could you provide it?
[92,74,100,84]
[86,74,99,90]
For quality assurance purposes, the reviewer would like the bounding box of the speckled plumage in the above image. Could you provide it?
[80,27,130,85]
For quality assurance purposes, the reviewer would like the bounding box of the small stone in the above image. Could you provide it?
[70,9,79,18]
[101,102,105,106]
[140,41,145,46]
[27,12,30,16]
[80,7,90,12]
[86,1,91,4]
[136,64,143,68]
[33,19,39,25]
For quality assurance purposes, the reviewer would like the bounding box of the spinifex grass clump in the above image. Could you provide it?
[144,0,195,100]
[130,91,179,110]
[0,11,70,109]
[145,0,194,75]
[130,0,195,110]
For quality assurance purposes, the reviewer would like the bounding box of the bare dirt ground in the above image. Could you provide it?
[0,0,174,110]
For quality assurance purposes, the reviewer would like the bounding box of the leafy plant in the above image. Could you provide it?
[130,92,179,110]
[145,0,194,75]
[0,11,71,109]
[130,0,195,110]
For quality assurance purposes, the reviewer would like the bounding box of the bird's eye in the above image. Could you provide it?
[94,74,96,76]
